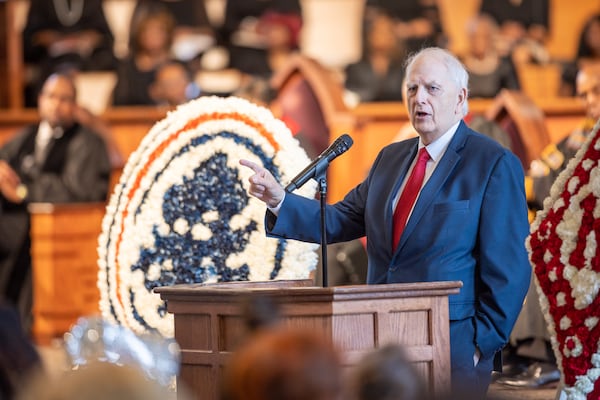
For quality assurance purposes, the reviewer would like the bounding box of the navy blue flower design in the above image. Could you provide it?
[132,152,255,300]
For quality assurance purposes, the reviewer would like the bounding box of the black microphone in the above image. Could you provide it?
[285,134,353,191]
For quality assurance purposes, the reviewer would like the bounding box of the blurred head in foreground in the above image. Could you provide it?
[17,362,179,400]
[221,327,343,400]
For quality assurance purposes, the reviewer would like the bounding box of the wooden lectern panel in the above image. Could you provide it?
[29,202,106,345]
[156,280,461,400]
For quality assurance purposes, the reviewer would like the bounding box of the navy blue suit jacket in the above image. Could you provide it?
[267,121,531,359]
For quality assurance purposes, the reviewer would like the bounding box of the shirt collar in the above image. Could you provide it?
[418,120,461,162]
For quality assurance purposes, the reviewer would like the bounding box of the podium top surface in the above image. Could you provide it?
[154,280,462,303]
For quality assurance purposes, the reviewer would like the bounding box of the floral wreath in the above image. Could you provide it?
[527,118,600,399]
[98,96,319,338]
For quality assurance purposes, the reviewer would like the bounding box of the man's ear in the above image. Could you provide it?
[456,87,468,114]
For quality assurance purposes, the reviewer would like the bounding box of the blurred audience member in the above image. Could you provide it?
[220,0,301,49]
[228,9,303,106]
[230,10,302,80]
[17,362,178,400]
[220,0,301,77]
[479,0,550,65]
[112,4,175,106]
[365,0,445,56]
[149,60,200,107]
[0,73,111,330]
[347,344,430,400]
[132,0,217,74]
[0,302,42,400]
[529,64,600,211]
[344,11,406,104]
[220,327,343,400]
[560,14,600,97]
[21,0,117,107]
[461,14,520,99]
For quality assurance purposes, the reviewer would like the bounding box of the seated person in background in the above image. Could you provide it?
[529,64,600,211]
[479,0,550,65]
[219,0,301,53]
[0,72,111,331]
[149,60,200,107]
[226,9,303,105]
[132,0,217,75]
[461,14,520,99]
[344,10,406,104]
[220,327,343,400]
[496,63,600,389]
[228,8,302,80]
[21,0,117,107]
[365,0,445,56]
[112,4,175,106]
[560,14,600,97]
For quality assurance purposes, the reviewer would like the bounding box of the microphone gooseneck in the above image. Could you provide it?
[285,134,354,192]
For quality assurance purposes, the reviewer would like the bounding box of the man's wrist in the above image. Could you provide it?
[267,194,285,215]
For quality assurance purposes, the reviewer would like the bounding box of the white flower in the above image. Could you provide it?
[560,316,572,330]
[557,292,566,306]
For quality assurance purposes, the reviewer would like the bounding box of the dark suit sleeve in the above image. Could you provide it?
[0,131,31,210]
[475,150,531,358]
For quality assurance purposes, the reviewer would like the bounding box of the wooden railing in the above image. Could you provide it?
[0,97,586,203]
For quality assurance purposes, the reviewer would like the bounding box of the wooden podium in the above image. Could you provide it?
[155,279,462,400]
[28,202,105,345]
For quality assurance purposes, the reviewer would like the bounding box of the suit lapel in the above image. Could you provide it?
[394,122,469,253]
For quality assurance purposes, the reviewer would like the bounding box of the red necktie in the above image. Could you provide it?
[392,147,430,251]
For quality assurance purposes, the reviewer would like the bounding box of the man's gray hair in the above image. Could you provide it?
[404,47,470,116]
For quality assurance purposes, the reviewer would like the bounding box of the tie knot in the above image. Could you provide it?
[417,147,430,163]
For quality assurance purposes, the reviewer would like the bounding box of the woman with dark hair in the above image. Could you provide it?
[344,10,406,103]
[112,4,176,105]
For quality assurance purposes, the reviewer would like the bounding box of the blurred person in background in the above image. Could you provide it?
[365,0,445,56]
[460,13,521,99]
[478,0,550,65]
[132,0,217,75]
[344,10,406,104]
[0,72,111,331]
[112,3,176,106]
[149,60,200,106]
[560,14,600,97]
[22,0,117,107]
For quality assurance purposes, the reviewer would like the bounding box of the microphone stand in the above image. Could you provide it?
[313,158,330,287]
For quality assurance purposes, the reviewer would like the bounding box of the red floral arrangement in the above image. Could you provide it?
[528,118,600,399]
